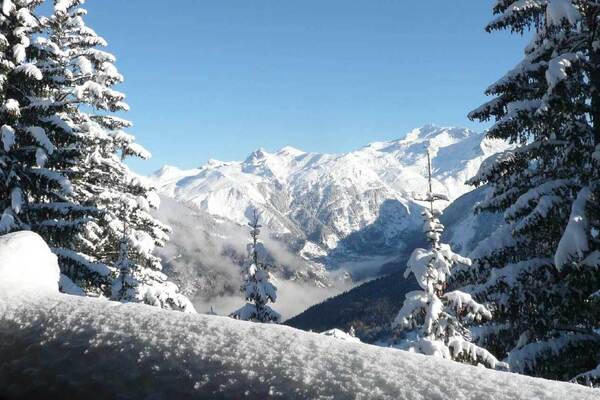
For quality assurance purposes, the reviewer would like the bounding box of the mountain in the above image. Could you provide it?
[286,185,504,339]
[151,125,510,318]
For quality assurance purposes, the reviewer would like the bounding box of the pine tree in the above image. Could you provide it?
[231,209,281,323]
[462,0,600,382]
[391,152,505,369]
[36,0,195,312]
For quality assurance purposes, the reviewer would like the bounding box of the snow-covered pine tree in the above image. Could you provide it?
[231,209,281,323]
[391,152,505,369]
[0,0,195,311]
[36,0,195,312]
[0,0,103,289]
[462,0,600,383]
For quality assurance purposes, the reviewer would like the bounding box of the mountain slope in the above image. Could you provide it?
[286,186,502,337]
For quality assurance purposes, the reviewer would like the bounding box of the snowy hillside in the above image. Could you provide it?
[2,290,597,399]
[152,125,509,271]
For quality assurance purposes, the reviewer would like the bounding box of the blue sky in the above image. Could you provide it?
[75,1,528,174]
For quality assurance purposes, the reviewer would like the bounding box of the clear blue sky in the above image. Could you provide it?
[75,0,527,174]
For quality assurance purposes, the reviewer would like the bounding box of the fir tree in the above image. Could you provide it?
[391,152,505,369]
[37,0,195,312]
[0,0,100,282]
[231,209,281,323]
[0,0,193,312]
[462,0,600,382]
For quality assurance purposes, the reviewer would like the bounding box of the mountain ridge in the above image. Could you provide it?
[152,124,509,257]
[150,125,510,317]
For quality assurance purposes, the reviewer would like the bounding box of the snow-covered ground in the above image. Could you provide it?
[1,291,597,399]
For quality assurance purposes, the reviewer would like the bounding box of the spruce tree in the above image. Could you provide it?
[231,210,281,323]
[462,0,600,382]
[37,0,195,312]
[391,152,505,369]
[0,0,193,312]
[0,0,100,280]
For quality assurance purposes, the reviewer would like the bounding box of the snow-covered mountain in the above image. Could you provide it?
[150,125,510,316]
[154,125,507,258]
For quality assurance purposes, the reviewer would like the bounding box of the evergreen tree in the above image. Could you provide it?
[0,0,100,280]
[37,0,195,312]
[231,209,281,323]
[391,152,505,369]
[0,0,193,312]
[462,0,600,382]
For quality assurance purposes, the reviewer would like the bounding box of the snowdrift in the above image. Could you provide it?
[1,292,597,399]
[0,231,59,292]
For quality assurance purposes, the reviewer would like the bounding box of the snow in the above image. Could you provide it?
[443,291,492,321]
[546,53,579,91]
[555,187,590,269]
[546,0,581,26]
[15,63,43,80]
[74,55,93,75]
[16,8,38,28]
[59,274,86,296]
[27,126,55,154]
[35,147,48,167]
[0,209,16,233]
[1,125,15,151]
[0,290,597,400]
[13,43,26,64]
[0,231,60,293]
[320,328,361,343]
[2,98,20,115]
[575,364,600,387]
[2,0,12,16]
[404,244,470,291]
[507,333,596,375]
[10,187,23,213]
[54,0,74,15]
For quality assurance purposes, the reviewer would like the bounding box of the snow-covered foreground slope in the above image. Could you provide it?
[1,291,597,400]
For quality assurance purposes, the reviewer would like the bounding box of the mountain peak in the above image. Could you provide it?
[405,125,475,142]
[153,165,182,178]
[244,148,270,164]
[277,146,305,157]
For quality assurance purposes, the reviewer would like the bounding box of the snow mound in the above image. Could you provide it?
[0,231,59,293]
[320,328,361,343]
[0,291,597,399]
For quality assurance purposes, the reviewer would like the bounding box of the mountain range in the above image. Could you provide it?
[150,125,509,319]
